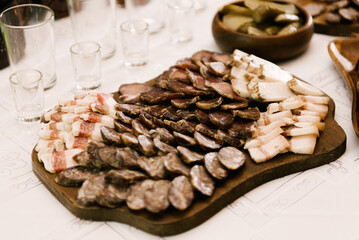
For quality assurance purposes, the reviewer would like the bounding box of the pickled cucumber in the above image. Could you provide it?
[275,13,300,23]
[222,13,254,31]
[220,4,252,16]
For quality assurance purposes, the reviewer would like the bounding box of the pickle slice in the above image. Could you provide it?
[220,4,252,16]
[247,26,269,36]
[277,22,301,35]
[275,13,300,23]
[244,0,298,15]
[265,25,281,35]
[222,13,254,31]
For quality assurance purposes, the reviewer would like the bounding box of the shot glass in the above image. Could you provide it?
[166,0,194,43]
[9,69,45,122]
[0,4,56,89]
[120,19,149,67]
[70,41,102,91]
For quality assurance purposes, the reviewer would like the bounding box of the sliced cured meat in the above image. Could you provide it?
[114,120,131,133]
[164,153,191,176]
[220,101,249,110]
[191,50,214,64]
[115,103,142,117]
[173,131,197,147]
[40,148,83,173]
[215,130,245,148]
[218,147,247,170]
[95,146,118,169]
[138,155,167,179]
[164,119,196,135]
[105,169,147,185]
[169,68,192,84]
[63,135,90,150]
[35,139,65,153]
[171,97,198,108]
[144,180,171,213]
[55,166,96,187]
[204,152,228,180]
[131,119,149,137]
[138,135,156,156]
[167,80,213,96]
[196,96,223,110]
[140,87,185,104]
[96,184,129,208]
[80,112,115,128]
[194,131,222,150]
[116,111,133,124]
[43,110,80,123]
[228,119,256,138]
[115,147,140,169]
[138,113,157,129]
[118,83,153,104]
[153,117,167,128]
[153,69,172,89]
[198,61,211,79]
[177,146,204,164]
[206,81,248,102]
[211,53,233,66]
[100,126,122,146]
[121,132,139,147]
[153,138,178,154]
[186,69,210,91]
[190,165,215,196]
[195,109,211,125]
[149,127,175,145]
[176,58,199,71]
[72,121,103,141]
[161,105,181,121]
[41,121,72,132]
[73,150,92,167]
[90,93,117,118]
[169,175,194,210]
[209,111,234,129]
[86,140,106,154]
[195,123,218,139]
[126,179,155,210]
[232,107,260,120]
[176,109,197,120]
[54,105,90,114]
[144,104,168,118]
[77,173,106,206]
[208,62,230,77]
[59,94,97,107]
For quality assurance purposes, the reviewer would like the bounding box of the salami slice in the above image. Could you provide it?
[177,146,204,164]
[190,165,215,196]
[105,169,147,185]
[218,147,247,170]
[164,153,191,176]
[55,166,96,187]
[144,180,171,213]
[96,184,129,208]
[126,179,155,210]
[204,152,228,180]
[138,155,167,179]
[77,173,106,206]
[169,175,194,210]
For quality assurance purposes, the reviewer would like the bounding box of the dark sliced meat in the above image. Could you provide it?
[96,184,128,208]
[196,96,223,110]
[144,104,168,118]
[204,152,228,180]
[100,126,122,146]
[211,53,233,66]
[198,61,211,79]
[73,151,93,167]
[138,135,156,156]
[161,105,182,121]
[132,119,149,137]
[177,146,204,164]
[304,3,326,17]
[144,180,171,213]
[176,58,200,71]
[114,120,131,133]
[116,111,133,124]
[228,119,256,138]
[169,68,192,84]
[115,147,140,169]
[206,81,248,102]
[169,176,194,210]
[77,173,106,206]
[186,69,210,91]
[115,103,142,117]
[138,155,167,179]
[326,12,341,23]
[220,101,248,110]
[96,146,119,169]
[194,131,222,150]
[218,147,247,170]
[176,109,197,120]
[195,109,211,125]
[105,169,147,185]
[140,87,186,104]
[173,131,197,147]
[121,132,139,148]
[152,117,167,128]
[339,7,359,22]
[164,152,191,176]
[171,97,198,108]
[195,123,218,139]
[138,113,157,129]
[126,179,155,210]
[154,69,172,89]
[215,130,245,148]
[191,50,214,64]
[209,111,234,129]
[167,80,213,96]
[190,165,215,196]
[205,75,224,85]
[153,138,178,154]
[86,141,106,154]
[208,62,230,77]
[55,166,96,187]
[118,83,153,104]
[164,119,196,135]
[232,107,260,120]
[149,127,175,145]
[327,0,349,11]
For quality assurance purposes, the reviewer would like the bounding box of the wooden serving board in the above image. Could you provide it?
[32,96,346,236]
[290,0,359,36]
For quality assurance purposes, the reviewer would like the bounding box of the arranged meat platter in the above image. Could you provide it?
[32,49,346,236]
[290,0,359,36]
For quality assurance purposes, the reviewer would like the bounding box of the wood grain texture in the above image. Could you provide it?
[32,94,346,236]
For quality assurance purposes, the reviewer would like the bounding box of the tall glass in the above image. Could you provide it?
[0,4,56,89]
[67,0,117,59]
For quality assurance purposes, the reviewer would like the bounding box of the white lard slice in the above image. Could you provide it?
[289,134,317,154]
[248,135,290,163]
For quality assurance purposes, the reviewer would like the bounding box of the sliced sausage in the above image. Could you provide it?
[190,165,215,196]
[177,146,204,164]
[169,176,194,210]
[126,179,155,210]
[204,152,228,180]
[144,180,171,213]
[164,152,191,176]
[218,147,247,170]
[105,169,147,185]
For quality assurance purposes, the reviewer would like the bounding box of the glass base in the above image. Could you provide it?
[18,115,41,122]
[44,75,57,90]
[76,83,101,91]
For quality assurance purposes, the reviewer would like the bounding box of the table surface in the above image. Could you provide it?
[1,1,358,240]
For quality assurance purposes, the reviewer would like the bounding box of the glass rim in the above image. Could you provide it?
[70,41,101,56]
[0,4,54,29]
[120,19,149,33]
[9,69,43,85]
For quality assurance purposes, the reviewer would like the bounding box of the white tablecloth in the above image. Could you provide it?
[1,1,358,239]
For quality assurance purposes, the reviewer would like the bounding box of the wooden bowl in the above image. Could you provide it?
[211,0,314,62]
